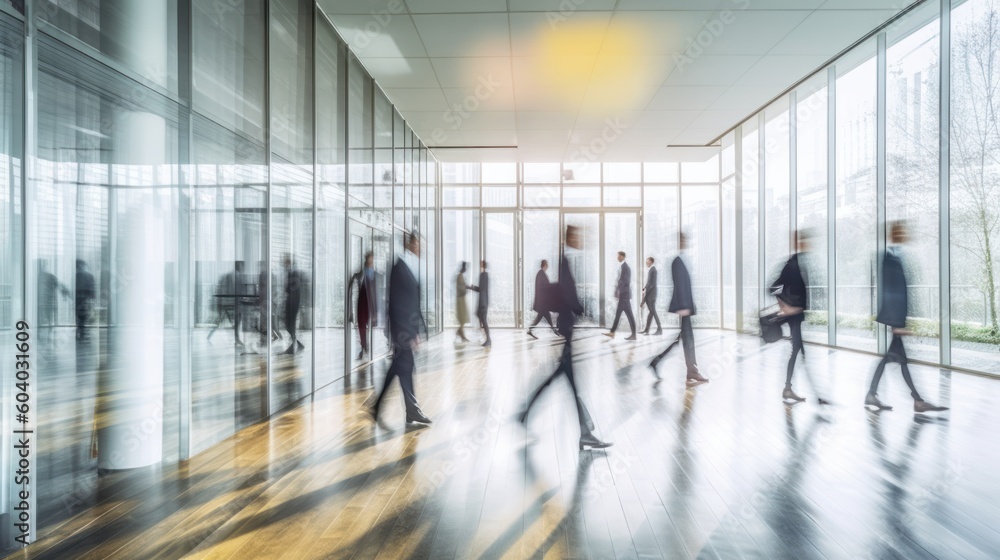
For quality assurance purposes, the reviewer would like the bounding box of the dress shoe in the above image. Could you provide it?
[914,400,949,413]
[639,330,649,335]
[406,410,433,424]
[648,361,662,380]
[865,393,892,411]
[296,340,305,350]
[686,371,709,384]
[579,434,613,450]
[653,329,663,335]
[625,334,637,341]
[817,397,833,406]
[527,330,538,339]
[782,387,806,403]
[603,332,615,339]
[482,340,492,348]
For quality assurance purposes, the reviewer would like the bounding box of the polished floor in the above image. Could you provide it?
[8,329,1000,559]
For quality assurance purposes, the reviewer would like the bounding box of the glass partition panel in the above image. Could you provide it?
[682,186,720,327]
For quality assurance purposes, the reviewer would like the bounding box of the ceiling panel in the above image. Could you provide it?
[508,0,617,11]
[430,57,513,88]
[692,11,811,55]
[770,10,897,55]
[661,55,761,86]
[358,57,441,88]
[411,13,512,57]
[442,85,516,112]
[509,12,613,57]
[329,14,427,58]
[320,2,906,161]
[382,87,451,111]
[646,86,728,112]
[405,0,507,13]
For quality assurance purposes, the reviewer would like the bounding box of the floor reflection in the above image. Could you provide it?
[17,330,1000,559]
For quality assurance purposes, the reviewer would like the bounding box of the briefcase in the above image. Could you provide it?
[759,305,786,344]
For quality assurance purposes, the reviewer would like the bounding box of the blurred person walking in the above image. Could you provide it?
[650,233,707,384]
[527,259,557,339]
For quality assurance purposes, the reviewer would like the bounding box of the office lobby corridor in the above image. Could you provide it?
[9,330,999,560]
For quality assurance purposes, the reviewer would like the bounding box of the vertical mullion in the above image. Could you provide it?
[735,126,744,333]
[939,0,952,366]
[789,90,797,256]
[311,0,318,392]
[877,32,888,356]
[264,0,273,414]
[758,113,766,318]
[827,66,838,347]
[177,0,193,460]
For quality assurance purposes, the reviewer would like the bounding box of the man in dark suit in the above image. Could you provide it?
[468,260,491,347]
[865,221,948,413]
[640,257,662,335]
[280,255,305,355]
[368,232,431,425]
[520,225,611,450]
[75,259,96,340]
[604,251,637,340]
[650,233,707,383]
[527,260,557,339]
[350,252,378,360]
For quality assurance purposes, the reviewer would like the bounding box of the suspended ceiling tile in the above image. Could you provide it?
[411,13,512,57]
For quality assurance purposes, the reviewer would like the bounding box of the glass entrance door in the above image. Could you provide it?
[483,211,517,326]
[560,212,601,326]
[603,212,640,331]
[349,220,390,368]
[558,211,640,328]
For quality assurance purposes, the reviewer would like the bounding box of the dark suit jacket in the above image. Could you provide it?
[555,255,585,336]
[615,261,632,300]
[668,256,696,315]
[388,256,426,345]
[349,269,378,320]
[771,253,808,310]
[284,267,302,312]
[469,271,489,311]
[876,249,908,328]
[533,269,551,312]
[642,266,657,305]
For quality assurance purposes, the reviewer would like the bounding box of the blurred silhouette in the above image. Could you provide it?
[639,256,661,335]
[207,261,244,346]
[604,251,636,340]
[773,230,829,405]
[650,232,707,384]
[38,260,70,344]
[350,252,377,359]
[75,259,96,340]
[280,254,305,355]
[368,231,431,426]
[520,225,612,451]
[527,259,557,339]
[865,221,948,413]
[454,261,470,343]
[258,260,281,347]
[468,260,491,347]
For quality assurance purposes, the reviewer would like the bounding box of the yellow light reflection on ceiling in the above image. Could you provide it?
[530,19,657,112]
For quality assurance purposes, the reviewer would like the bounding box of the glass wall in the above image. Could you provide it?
[726,0,996,375]
[950,0,1000,372]
[835,43,878,352]
[0,2,440,551]
[440,161,722,330]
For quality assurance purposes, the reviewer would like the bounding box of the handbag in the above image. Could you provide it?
[759,305,786,344]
